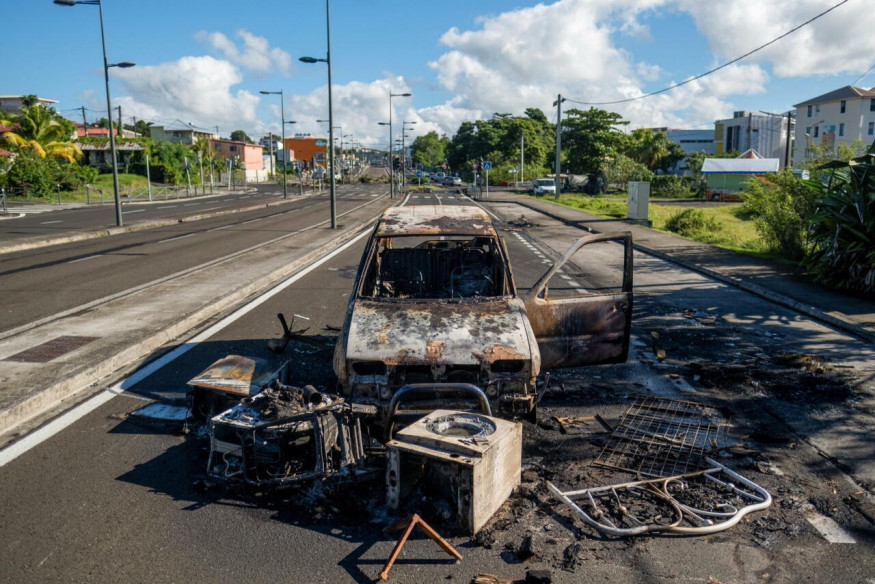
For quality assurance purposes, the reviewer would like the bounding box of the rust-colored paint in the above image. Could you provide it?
[473,344,528,363]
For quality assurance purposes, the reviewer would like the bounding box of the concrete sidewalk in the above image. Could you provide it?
[0,194,395,444]
[488,193,875,344]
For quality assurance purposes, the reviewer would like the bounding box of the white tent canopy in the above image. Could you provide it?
[702,158,780,174]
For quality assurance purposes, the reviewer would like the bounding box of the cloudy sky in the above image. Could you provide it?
[8,0,874,149]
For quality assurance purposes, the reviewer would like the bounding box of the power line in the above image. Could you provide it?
[565,0,851,107]
[851,63,875,86]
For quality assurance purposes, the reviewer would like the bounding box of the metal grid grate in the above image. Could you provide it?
[593,396,730,478]
[3,336,100,363]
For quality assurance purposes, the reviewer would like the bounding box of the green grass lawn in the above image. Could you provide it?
[65,173,149,202]
[544,193,772,257]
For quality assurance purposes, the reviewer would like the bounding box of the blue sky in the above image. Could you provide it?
[6,0,874,149]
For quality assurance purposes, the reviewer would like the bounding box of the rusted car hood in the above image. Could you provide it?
[345,298,534,365]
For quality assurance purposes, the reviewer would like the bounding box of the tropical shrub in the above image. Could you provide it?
[1,150,54,197]
[804,144,875,293]
[741,170,817,261]
[651,175,693,198]
[664,208,721,238]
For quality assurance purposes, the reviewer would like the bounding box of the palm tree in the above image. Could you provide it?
[628,128,670,171]
[1,105,82,163]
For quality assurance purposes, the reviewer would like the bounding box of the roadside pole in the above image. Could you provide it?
[1,188,7,215]
[146,154,153,201]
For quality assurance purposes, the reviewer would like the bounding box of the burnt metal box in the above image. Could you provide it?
[386,409,522,534]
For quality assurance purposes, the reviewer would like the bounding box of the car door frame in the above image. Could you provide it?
[523,232,633,370]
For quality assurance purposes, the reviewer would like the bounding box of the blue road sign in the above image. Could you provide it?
[416,170,422,177]
[482,161,492,170]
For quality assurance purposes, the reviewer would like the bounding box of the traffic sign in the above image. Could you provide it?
[416,170,422,177]
[482,161,492,171]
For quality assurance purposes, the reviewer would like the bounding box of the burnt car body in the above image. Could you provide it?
[333,205,633,424]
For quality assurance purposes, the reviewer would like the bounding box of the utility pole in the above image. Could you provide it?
[81,106,87,135]
[520,134,524,187]
[747,112,752,152]
[117,105,122,138]
[785,111,792,168]
[553,94,565,197]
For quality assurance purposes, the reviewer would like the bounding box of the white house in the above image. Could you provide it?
[793,85,875,165]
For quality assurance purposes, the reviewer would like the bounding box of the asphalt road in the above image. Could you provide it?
[0,183,301,239]
[0,191,872,583]
[0,183,386,334]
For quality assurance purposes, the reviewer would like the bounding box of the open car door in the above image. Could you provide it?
[523,232,633,370]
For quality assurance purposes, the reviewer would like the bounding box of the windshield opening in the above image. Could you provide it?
[359,235,508,299]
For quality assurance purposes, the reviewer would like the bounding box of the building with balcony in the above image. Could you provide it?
[0,95,58,115]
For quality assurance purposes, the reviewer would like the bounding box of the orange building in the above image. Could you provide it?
[284,135,328,169]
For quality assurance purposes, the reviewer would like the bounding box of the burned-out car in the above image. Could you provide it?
[333,205,633,424]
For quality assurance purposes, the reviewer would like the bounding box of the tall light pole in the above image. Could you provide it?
[260,90,295,199]
[299,0,336,228]
[378,122,390,184]
[553,94,566,198]
[401,120,416,189]
[387,92,411,198]
[54,0,134,227]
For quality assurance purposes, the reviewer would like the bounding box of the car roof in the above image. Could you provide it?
[375,205,497,237]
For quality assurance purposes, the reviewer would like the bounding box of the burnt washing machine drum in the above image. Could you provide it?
[386,410,522,534]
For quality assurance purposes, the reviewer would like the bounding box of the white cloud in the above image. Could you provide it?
[195,29,292,75]
[110,56,260,130]
[677,0,875,77]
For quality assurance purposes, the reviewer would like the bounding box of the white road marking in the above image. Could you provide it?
[67,254,103,264]
[207,225,231,232]
[156,206,177,209]
[40,220,63,224]
[806,511,857,544]
[0,230,371,467]
[125,209,145,214]
[182,203,200,207]
[201,207,221,212]
[157,233,196,243]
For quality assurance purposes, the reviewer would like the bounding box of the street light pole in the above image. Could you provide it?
[299,0,336,228]
[401,120,416,190]
[54,0,134,227]
[388,92,412,198]
[260,90,289,198]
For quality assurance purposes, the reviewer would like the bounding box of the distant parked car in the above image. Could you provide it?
[531,178,556,196]
[443,176,463,186]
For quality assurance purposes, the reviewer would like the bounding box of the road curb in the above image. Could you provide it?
[501,199,875,345]
[0,206,386,439]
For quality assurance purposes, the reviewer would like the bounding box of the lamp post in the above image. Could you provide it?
[387,92,411,198]
[299,0,337,228]
[401,120,416,189]
[260,90,296,199]
[54,0,134,227]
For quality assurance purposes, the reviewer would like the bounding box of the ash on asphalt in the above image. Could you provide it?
[124,297,875,579]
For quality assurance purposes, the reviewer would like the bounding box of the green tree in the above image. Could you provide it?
[603,154,653,190]
[446,111,553,180]
[152,141,192,184]
[230,129,253,143]
[410,131,448,169]
[685,151,707,182]
[561,108,629,174]
[1,104,80,163]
